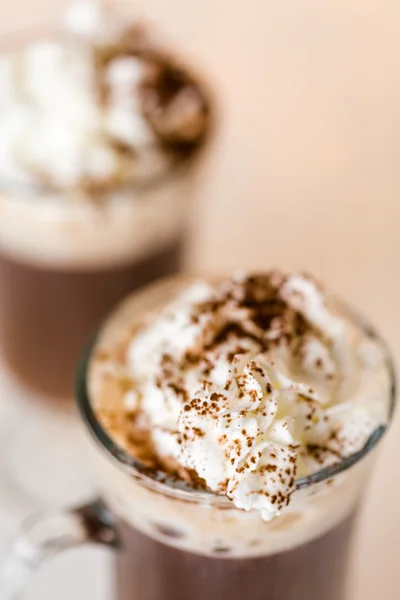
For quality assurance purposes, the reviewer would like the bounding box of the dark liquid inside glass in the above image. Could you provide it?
[115,512,356,600]
[0,237,183,399]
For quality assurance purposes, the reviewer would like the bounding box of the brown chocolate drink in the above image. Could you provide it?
[86,274,391,600]
[0,3,212,400]
[115,511,356,600]
[0,237,183,398]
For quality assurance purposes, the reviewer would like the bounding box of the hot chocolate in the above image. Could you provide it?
[87,272,391,600]
[0,1,212,399]
[115,511,356,600]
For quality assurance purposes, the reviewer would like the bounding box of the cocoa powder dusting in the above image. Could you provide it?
[93,272,345,497]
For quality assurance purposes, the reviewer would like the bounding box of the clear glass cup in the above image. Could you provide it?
[0,278,395,600]
[0,19,213,505]
[0,10,214,403]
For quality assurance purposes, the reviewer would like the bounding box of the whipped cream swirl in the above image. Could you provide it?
[99,272,387,520]
[0,1,210,192]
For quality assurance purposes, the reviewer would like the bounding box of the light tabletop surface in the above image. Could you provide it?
[0,1,400,598]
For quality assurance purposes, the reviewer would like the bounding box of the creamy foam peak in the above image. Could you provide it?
[0,1,210,192]
[93,272,388,521]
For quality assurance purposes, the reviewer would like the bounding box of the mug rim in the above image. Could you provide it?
[75,279,397,505]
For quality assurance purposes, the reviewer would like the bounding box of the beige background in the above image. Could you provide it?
[1,1,400,598]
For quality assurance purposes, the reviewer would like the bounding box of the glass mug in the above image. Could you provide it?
[0,283,396,600]
[0,17,214,507]
[0,19,214,402]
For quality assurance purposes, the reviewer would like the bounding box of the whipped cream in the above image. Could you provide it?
[0,1,209,192]
[93,272,388,521]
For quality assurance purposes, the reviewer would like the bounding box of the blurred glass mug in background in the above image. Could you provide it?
[0,273,395,600]
[0,1,213,401]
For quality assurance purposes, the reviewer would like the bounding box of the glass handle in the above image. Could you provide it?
[0,499,120,600]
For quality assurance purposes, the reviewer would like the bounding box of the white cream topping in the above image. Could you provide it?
[0,25,153,189]
[104,272,388,521]
[0,2,210,267]
[0,1,207,191]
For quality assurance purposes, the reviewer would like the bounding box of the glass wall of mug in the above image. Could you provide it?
[0,279,395,600]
